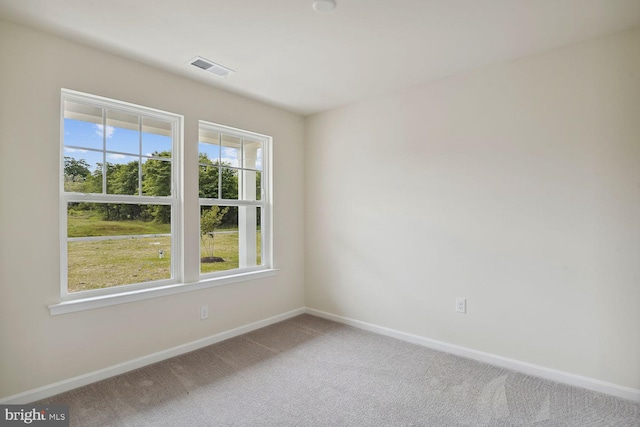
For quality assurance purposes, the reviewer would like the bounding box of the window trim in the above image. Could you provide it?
[59,89,183,302]
[49,269,278,315]
[197,120,273,279]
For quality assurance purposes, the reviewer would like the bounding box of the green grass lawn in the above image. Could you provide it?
[67,211,170,237]
[68,236,172,292]
[199,232,262,274]
[67,230,262,293]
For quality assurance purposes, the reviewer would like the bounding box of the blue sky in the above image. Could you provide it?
[64,118,262,171]
[64,118,172,170]
[197,142,263,170]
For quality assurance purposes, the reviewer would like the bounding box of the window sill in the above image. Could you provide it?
[49,269,278,316]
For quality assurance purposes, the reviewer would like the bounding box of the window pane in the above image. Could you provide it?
[64,100,102,123]
[256,207,262,265]
[200,206,238,273]
[63,149,103,193]
[243,138,263,171]
[142,117,172,157]
[241,206,262,267]
[68,203,170,237]
[256,146,263,171]
[241,169,261,201]
[142,157,172,196]
[199,205,262,274]
[199,142,220,165]
[106,155,140,195]
[106,109,140,155]
[63,116,104,151]
[220,168,238,199]
[67,203,171,292]
[199,129,220,145]
[199,129,220,164]
[220,134,241,167]
[199,165,219,198]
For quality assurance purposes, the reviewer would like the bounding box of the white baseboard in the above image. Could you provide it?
[0,307,306,404]
[4,306,638,404]
[305,307,640,403]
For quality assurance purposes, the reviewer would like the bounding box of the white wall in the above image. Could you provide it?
[305,28,640,390]
[0,20,305,399]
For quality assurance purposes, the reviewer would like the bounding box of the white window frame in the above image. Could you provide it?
[51,90,275,316]
[198,121,273,279]
[58,89,183,302]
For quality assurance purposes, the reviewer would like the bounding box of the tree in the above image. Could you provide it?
[256,170,261,199]
[142,151,172,196]
[142,151,172,223]
[83,163,104,193]
[198,153,219,199]
[105,161,142,220]
[108,161,139,195]
[66,150,242,226]
[64,157,91,192]
[200,206,228,262]
[198,153,238,228]
[64,157,91,178]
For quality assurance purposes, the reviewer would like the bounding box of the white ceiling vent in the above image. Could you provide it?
[188,56,234,77]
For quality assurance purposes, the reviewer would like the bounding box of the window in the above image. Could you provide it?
[57,90,273,312]
[198,122,270,277]
[61,90,181,298]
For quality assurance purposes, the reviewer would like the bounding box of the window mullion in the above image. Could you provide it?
[217,132,222,200]
[240,137,244,201]
[138,115,143,196]
[102,108,107,194]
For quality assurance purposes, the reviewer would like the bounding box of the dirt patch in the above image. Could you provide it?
[201,256,225,263]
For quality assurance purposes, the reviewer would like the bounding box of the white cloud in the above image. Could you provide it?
[222,147,237,157]
[95,124,115,138]
[221,156,238,166]
[64,147,88,153]
[107,153,126,159]
[220,147,239,166]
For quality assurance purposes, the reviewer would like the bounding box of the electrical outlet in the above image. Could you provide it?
[200,305,209,320]
[455,298,466,314]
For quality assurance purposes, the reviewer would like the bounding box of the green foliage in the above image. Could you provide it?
[64,157,91,178]
[84,164,104,193]
[65,150,250,228]
[198,153,239,200]
[199,153,239,228]
[200,206,229,258]
[107,160,138,195]
[64,157,91,192]
[199,164,219,198]
[64,175,88,193]
[256,170,261,199]
[142,151,172,222]
[143,151,172,196]
[103,160,143,220]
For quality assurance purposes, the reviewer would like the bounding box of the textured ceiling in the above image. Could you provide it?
[1,0,639,115]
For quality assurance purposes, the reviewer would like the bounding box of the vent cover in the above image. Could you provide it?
[188,57,234,77]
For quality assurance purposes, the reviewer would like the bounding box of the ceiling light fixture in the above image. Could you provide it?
[188,56,234,78]
[312,0,336,13]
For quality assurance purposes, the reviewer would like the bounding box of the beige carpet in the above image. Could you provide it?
[38,314,640,426]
